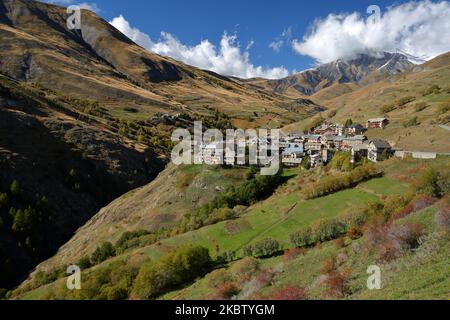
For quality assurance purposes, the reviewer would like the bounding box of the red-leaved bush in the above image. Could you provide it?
[320,257,336,275]
[283,248,306,262]
[335,237,346,249]
[347,227,363,240]
[325,269,351,298]
[365,222,423,262]
[435,197,450,231]
[390,195,437,222]
[271,286,307,300]
[255,270,275,286]
[211,283,240,300]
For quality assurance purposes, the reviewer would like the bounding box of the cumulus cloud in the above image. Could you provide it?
[110,15,289,79]
[293,1,450,63]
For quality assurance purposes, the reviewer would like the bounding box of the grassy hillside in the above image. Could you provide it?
[0,0,322,126]
[16,165,250,285]
[12,156,449,300]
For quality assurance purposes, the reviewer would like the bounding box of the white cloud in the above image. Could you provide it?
[293,1,450,63]
[269,40,284,52]
[269,26,294,52]
[110,15,289,79]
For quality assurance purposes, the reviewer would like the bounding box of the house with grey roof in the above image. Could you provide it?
[368,139,392,162]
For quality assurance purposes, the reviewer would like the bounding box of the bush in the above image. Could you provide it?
[310,219,347,243]
[335,237,346,249]
[212,283,240,300]
[0,193,8,208]
[389,195,437,221]
[283,248,306,263]
[132,245,212,299]
[102,285,129,300]
[330,152,352,172]
[365,222,424,262]
[396,96,416,107]
[347,227,363,240]
[301,164,382,200]
[325,269,351,298]
[422,85,441,96]
[320,257,336,275]
[290,227,314,248]
[229,257,260,282]
[91,242,116,265]
[243,238,280,258]
[271,286,307,300]
[437,101,450,115]
[205,269,232,289]
[77,256,92,270]
[380,104,396,114]
[435,197,450,231]
[10,180,21,196]
[413,167,449,198]
[115,230,151,253]
[403,116,420,128]
[414,102,428,112]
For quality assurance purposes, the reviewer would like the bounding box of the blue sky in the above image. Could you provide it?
[43,0,450,78]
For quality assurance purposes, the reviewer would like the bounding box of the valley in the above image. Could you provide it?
[0,0,449,302]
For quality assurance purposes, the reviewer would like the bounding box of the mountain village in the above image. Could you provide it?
[195,117,395,169]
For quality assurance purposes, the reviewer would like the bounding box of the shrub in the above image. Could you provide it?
[212,283,240,300]
[365,222,424,262]
[77,256,92,270]
[422,85,441,96]
[102,285,129,300]
[229,257,260,281]
[325,269,351,298]
[205,269,232,289]
[403,116,420,128]
[10,180,21,196]
[91,242,116,265]
[132,245,211,299]
[290,227,314,248]
[320,257,336,275]
[0,288,7,300]
[396,96,416,107]
[347,227,363,240]
[380,104,396,114]
[216,250,236,263]
[243,238,280,258]
[330,152,352,172]
[271,286,307,300]
[301,164,382,200]
[283,248,306,263]
[338,210,368,229]
[435,197,450,231]
[335,237,346,249]
[310,219,347,243]
[115,230,151,253]
[414,102,428,112]
[389,195,437,221]
[0,193,8,208]
[413,167,449,198]
[437,101,450,115]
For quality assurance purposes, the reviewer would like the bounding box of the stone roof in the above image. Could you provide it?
[370,139,392,149]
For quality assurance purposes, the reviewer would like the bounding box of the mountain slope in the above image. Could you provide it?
[0,74,164,289]
[13,157,450,300]
[250,52,415,98]
[0,0,320,125]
